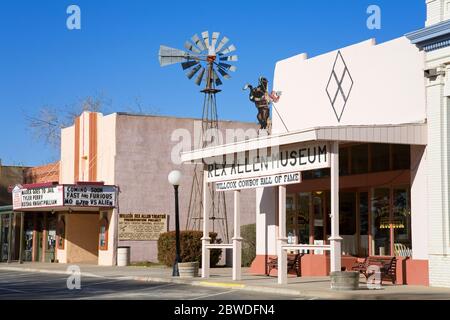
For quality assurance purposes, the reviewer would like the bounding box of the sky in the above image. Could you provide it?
[0,0,426,166]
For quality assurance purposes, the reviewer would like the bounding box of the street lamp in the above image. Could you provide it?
[168,170,182,277]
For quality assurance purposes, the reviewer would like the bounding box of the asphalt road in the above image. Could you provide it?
[0,270,310,300]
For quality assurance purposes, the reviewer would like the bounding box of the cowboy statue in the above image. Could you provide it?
[243,77,281,132]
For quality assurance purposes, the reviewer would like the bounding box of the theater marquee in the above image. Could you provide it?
[12,184,118,211]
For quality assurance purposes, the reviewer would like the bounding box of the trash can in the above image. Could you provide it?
[117,246,130,267]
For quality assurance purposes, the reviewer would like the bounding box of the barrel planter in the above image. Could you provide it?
[178,262,199,278]
[330,271,360,290]
[117,246,131,267]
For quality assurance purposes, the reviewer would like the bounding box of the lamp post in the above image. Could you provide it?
[168,170,182,277]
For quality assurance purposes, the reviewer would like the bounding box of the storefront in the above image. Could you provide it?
[181,31,433,285]
[11,182,118,265]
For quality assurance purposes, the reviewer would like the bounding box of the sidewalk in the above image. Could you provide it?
[1,262,450,300]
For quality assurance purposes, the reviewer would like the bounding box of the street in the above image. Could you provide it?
[0,270,310,300]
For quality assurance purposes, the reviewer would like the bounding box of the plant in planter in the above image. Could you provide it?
[157,231,222,277]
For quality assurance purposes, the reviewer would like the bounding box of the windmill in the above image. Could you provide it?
[158,31,238,244]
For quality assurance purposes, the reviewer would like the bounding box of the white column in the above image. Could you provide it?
[329,141,342,272]
[201,170,211,278]
[232,190,242,281]
[277,185,288,285]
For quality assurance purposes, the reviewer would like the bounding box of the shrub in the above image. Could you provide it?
[241,223,256,267]
[157,231,222,267]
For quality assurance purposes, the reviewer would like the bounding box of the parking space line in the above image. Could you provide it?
[0,287,28,294]
[189,289,235,300]
[76,282,178,300]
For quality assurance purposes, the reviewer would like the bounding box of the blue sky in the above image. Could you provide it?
[0,0,425,166]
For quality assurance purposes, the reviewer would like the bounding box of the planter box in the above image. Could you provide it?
[330,271,359,291]
[178,262,199,278]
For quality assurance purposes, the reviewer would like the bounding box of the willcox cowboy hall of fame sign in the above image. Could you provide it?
[119,213,168,241]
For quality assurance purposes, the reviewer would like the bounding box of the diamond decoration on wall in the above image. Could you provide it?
[326,50,354,122]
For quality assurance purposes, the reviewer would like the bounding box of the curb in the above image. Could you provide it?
[0,266,371,300]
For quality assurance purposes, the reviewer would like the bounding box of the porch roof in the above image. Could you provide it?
[180,122,427,162]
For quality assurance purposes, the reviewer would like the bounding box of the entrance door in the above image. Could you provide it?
[45,217,57,262]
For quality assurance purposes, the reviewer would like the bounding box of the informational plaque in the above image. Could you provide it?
[118,213,168,241]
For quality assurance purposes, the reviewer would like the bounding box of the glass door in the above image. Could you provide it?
[45,216,57,263]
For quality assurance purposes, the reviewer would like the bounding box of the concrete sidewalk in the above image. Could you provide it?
[1,262,450,300]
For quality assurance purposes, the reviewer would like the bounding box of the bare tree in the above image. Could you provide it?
[25,94,110,150]
[25,94,159,151]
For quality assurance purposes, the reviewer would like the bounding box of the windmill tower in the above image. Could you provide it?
[158,31,238,243]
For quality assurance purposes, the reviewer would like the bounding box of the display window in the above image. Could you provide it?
[99,216,109,251]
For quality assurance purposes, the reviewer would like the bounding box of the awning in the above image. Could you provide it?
[181,123,427,162]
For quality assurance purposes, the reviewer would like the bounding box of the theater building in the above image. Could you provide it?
[8,112,256,265]
[180,1,450,288]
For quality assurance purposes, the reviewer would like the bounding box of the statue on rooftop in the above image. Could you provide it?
[243,77,281,131]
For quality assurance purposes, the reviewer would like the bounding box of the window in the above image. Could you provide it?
[99,216,109,251]
[371,188,391,256]
[393,187,412,256]
[350,144,368,174]
[297,193,310,244]
[392,144,410,170]
[56,217,65,250]
[339,192,356,235]
[370,144,390,172]
[339,147,350,176]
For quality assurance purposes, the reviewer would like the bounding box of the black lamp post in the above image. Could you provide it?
[168,170,182,277]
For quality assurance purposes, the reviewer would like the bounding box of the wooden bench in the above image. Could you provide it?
[352,256,397,284]
[267,253,303,277]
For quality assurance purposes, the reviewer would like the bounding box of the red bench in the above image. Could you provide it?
[267,253,303,277]
[352,256,397,284]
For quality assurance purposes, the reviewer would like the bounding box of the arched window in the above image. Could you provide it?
[56,217,65,250]
[99,216,109,251]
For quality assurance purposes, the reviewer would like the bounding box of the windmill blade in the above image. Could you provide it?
[217,66,231,79]
[215,36,229,53]
[201,31,210,49]
[181,60,199,70]
[159,45,191,66]
[212,69,223,86]
[184,41,201,54]
[211,32,220,50]
[191,34,206,51]
[219,62,237,72]
[219,55,238,62]
[220,44,236,55]
[186,65,202,79]
[195,67,206,85]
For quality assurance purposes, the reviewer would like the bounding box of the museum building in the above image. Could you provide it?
[180,0,450,287]
[2,112,256,265]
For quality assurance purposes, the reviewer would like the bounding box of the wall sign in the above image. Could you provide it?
[13,186,63,210]
[206,142,329,183]
[118,213,168,241]
[215,172,301,192]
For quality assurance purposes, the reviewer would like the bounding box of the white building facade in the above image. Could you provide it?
[181,0,450,288]
[406,0,450,288]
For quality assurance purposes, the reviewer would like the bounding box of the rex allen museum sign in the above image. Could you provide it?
[206,142,330,191]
